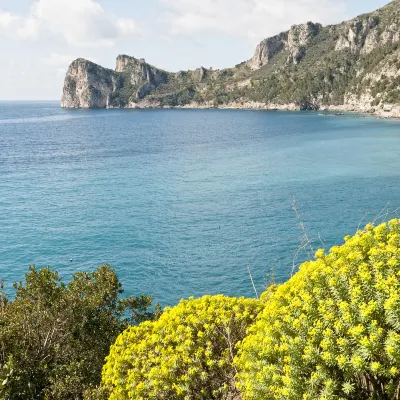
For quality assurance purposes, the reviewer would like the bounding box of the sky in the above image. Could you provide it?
[0,0,391,100]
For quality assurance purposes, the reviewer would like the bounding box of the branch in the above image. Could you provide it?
[247,266,259,299]
[291,197,314,276]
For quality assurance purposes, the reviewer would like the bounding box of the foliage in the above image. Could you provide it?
[6,219,400,400]
[235,219,400,399]
[102,295,262,400]
[108,72,140,107]
[0,265,160,400]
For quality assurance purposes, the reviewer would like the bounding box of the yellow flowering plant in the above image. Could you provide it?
[102,295,262,399]
[235,219,400,399]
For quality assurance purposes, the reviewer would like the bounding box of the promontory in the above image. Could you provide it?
[62,0,400,117]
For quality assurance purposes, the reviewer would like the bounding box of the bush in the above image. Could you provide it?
[0,265,159,399]
[235,219,400,399]
[102,295,262,399]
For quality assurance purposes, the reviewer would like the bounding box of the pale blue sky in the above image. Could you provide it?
[0,0,391,100]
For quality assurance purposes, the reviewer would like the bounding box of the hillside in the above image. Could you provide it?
[61,0,400,117]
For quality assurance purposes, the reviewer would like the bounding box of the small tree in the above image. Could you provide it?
[0,265,159,399]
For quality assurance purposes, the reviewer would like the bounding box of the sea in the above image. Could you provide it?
[1,101,400,306]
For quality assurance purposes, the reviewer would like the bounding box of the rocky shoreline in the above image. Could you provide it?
[106,100,400,119]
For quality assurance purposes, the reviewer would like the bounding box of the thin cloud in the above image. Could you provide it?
[41,53,98,69]
[0,0,139,47]
[42,53,77,68]
[160,0,347,42]
[0,11,40,40]
[42,53,97,67]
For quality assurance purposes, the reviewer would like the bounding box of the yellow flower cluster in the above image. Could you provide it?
[235,219,400,399]
[102,295,261,399]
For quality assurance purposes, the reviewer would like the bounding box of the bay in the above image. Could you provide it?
[1,101,400,305]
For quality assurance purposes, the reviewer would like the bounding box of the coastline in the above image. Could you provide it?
[104,100,400,120]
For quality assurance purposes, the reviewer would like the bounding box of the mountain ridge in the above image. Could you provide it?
[61,0,400,118]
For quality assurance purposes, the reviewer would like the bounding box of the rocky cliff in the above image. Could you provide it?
[61,59,118,108]
[61,56,170,108]
[115,55,168,100]
[62,0,400,117]
[247,32,288,70]
[247,22,322,69]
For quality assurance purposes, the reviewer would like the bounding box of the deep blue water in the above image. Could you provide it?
[1,102,400,305]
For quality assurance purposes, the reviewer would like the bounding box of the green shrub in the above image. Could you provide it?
[235,219,400,399]
[102,295,262,399]
[0,265,159,399]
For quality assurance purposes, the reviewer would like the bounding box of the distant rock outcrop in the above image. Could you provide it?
[115,55,167,87]
[247,32,288,70]
[62,56,168,108]
[61,0,400,116]
[116,55,168,101]
[287,22,322,63]
[335,17,379,53]
[61,59,117,108]
[247,22,322,69]
[335,13,400,54]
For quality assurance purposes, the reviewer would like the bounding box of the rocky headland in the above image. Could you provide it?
[62,0,400,118]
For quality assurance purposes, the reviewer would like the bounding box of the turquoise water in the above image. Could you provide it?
[1,102,400,305]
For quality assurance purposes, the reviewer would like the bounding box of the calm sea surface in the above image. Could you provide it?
[1,102,400,305]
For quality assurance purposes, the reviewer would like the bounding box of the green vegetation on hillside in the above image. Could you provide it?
[113,0,400,109]
[108,72,141,108]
